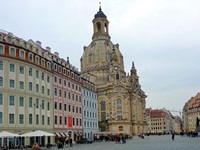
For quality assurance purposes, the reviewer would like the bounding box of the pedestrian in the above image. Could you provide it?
[69,137,73,147]
[172,132,175,140]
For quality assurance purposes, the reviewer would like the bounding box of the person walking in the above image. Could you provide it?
[172,132,175,140]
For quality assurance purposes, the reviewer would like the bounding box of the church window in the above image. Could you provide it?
[96,22,101,32]
[116,98,122,109]
[117,111,122,120]
[101,112,106,121]
[117,86,121,93]
[104,23,107,32]
[89,54,93,62]
[100,100,106,111]
[107,53,110,61]
[116,73,119,80]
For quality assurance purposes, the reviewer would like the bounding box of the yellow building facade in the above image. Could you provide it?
[80,6,147,135]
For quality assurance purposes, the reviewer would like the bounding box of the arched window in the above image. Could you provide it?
[0,77,3,86]
[29,114,32,124]
[29,82,32,91]
[107,53,110,61]
[100,100,106,111]
[96,22,101,32]
[116,98,122,109]
[89,54,93,62]
[0,61,3,70]
[104,23,107,32]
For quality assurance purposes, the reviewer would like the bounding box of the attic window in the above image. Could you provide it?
[7,36,11,43]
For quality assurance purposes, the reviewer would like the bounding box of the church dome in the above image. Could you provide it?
[94,8,107,19]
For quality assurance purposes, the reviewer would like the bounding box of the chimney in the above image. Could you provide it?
[36,41,41,47]
[46,46,51,52]
[54,52,59,57]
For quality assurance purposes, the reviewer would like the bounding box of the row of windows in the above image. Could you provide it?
[53,63,81,82]
[0,45,50,69]
[54,89,81,101]
[0,112,50,125]
[54,102,81,113]
[54,116,82,126]
[83,90,97,99]
[0,61,51,81]
[83,100,97,108]
[151,127,165,130]
[100,99,122,111]
[0,78,50,94]
[84,111,97,118]
[84,121,98,128]
[0,94,51,110]
[54,77,81,91]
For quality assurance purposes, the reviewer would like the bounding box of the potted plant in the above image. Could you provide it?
[57,141,63,148]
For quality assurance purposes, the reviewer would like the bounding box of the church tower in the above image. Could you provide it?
[80,5,147,135]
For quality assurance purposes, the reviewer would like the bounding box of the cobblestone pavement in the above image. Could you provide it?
[58,135,199,150]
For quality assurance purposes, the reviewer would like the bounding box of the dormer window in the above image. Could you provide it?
[24,42,27,48]
[30,45,33,51]
[7,36,11,43]
[0,34,2,41]
[15,39,19,46]
[41,52,44,57]
[36,49,38,54]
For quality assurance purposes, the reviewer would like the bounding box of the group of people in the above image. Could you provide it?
[115,136,126,144]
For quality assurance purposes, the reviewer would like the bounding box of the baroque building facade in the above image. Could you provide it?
[0,30,54,145]
[80,7,147,135]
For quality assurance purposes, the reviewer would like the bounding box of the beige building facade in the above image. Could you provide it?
[80,7,147,135]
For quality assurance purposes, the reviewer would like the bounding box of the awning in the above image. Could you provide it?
[64,132,69,136]
[79,132,82,136]
[55,132,61,137]
[59,132,65,137]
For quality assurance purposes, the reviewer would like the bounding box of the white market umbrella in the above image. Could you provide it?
[20,130,55,137]
[0,131,19,138]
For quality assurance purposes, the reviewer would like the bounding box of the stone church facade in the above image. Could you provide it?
[80,6,147,135]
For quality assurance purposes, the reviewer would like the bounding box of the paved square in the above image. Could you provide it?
[60,135,199,150]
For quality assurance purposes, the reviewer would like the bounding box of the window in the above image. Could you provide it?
[9,79,15,88]
[47,76,50,82]
[7,36,11,42]
[0,61,3,70]
[10,48,15,56]
[54,77,57,83]
[59,78,62,84]
[35,57,39,65]
[68,105,71,112]
[0,45,3,54]
[54,102,57,109]
[68,92,70,99]
[29,54,33,61]
[42,86,44,94]
[116,98,122,109]
[29,82,32,91]
[60,116,62,125]
[117,111,122,120]
[47,89,50,96]
[64,91,66,98]
[9,114,14,124]
[65,117,67,125]
[101,112,106,121]
[29,97,32,107]
[0,93,3,105]
[36,84,39,93]
[36,99,39,108]
[54,88,57,96]
[19,51,25,59]
[15,39,19,46]
[59,103,62,110]
[41,60,45,67]
[59,90,62,97]
[19,66,24,74]
[19,97,24,106]
[73,118,75,126]
[29,114,32,124]
[19,114,24,124]
[64,80,66,86]
[76,118,78,126]
[29,68,32,76]
[55,116,57,125]
[10,64,15,72]
[0,77,3,86]
[101,100,106,111]
[9,96,14,105]
[36,70,39,78]
[42,115,45,125]
[0,112,2,124]
[47,102,50,110]
[42,100,44,109]
[24,42,27,48]
[64,104,67,111]
[42,73,44,80]
[36,114,39,125]
[47,117,50,125]
[18,81,24,90]
[68,81,70,88]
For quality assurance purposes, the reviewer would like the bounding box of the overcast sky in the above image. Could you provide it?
[1,0,200,115]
